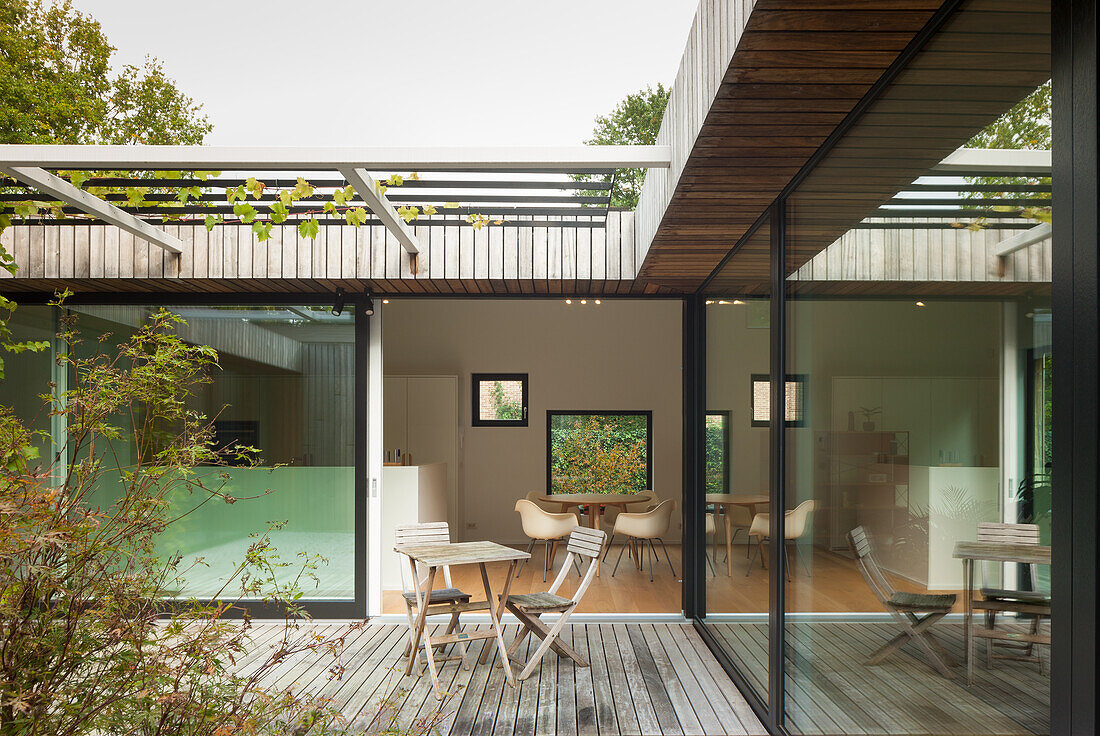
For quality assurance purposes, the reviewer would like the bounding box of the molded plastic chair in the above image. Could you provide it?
[605,498,677,581]
[599,489,658,531]
[848,526,957,678]
[704,512,718,576]
[746,499,815,579]
[486,526,607,680]
[394,522,472,672]
[515,499,581,581]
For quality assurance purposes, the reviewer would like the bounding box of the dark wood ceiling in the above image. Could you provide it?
[638,0,1051,291]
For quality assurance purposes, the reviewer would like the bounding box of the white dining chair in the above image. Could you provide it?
[605,498,677,581]
[515,499,582,581]
[745,499,815,579]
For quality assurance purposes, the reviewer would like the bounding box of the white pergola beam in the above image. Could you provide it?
[340,167,418,255]
[0,145,672,171]
[994,221,1052,258]
[932,148,1051,175]
[0,165,183,254]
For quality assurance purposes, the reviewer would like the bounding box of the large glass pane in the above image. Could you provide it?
[74,305,357,601]
[1,305,55,465]
[701,217,772,699]
[783,1,1051,733]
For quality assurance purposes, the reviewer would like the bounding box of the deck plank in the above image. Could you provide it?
[231,622,763,736]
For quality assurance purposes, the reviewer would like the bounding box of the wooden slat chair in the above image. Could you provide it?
[847,526,958,678]
[395,522,479,672]
[975,521,1051,672]
[482,526,606,680]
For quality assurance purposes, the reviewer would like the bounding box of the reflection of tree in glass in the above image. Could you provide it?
[550,414,647,494]
[489,380,523,420]
[704,415,726,494]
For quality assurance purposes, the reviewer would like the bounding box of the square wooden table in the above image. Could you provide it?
[395,540,530,699]
[953,540,1051,685]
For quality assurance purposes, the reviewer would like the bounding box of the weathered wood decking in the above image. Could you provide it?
[243,622,766,736]
[709,621,1048,736]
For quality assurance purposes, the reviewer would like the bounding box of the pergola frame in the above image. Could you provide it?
[0,144,671,259]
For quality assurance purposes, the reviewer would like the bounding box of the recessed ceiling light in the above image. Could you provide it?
[915,301,926,307]
[565,299,572,305]
[580,299,587,305]
[705,300,714,305]
[382,299,389,304]
[594,299,601,305]
[732,299,745,305]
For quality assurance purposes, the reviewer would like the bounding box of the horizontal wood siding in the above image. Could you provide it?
[0,212,680,296]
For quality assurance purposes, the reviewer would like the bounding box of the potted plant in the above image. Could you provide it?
[859,406,882,431]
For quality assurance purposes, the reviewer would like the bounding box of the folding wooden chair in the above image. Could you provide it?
[481,526,606,680]
[848,526,958,678]
[975,522,1051,672]
[395,522,476,673]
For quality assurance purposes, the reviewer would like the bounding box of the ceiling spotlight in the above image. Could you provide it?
[594,299,601,305]
[915,300,926,307]
[363,291,375,317]
[718,300,729,305]
[382,299,390,304]
[331,289,346,316]
[580,299,587,305]
[565,299,572,305]
[705,300,714,305]
[732,299,745,305]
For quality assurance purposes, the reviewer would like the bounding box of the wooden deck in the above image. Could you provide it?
[242,622,766,736]
[708,622,1048,736]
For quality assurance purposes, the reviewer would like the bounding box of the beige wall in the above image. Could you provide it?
[382,299,684,545]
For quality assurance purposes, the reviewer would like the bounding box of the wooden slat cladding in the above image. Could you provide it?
[635,0,1051,289]
[0,211,678,296]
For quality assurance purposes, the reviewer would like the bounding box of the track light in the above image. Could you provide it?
[364,294,375,317]
[331,289,345,316]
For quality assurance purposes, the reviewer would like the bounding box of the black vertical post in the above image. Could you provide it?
[768,199,786,722]
[1052,1,1098,733]
[354,299,370,618]
[683,295,706,618]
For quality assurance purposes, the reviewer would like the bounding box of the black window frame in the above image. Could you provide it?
[545,409,654,493]
[471,372,529,427]
[749,373,807,428]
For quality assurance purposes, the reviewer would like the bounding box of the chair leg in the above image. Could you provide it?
[516,539,536,577]
[705,550,716,577]
[612,539,629,577]
[657,538,677,577]
[647,539,655,582]
[746,537,762,577]
[797,543,812,577]
[543,539,551,582]
[784,542,792,582]
[602,534,616,563]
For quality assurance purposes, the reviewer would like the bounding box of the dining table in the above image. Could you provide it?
[706,493,770,576]
[395,540,531,699]
[953,540,1051,685]
[535,492,642,576]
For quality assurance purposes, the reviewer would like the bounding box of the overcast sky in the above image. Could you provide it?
[70,1,698,148]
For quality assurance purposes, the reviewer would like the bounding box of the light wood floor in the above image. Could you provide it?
[385,544,964,616]
[238,622,766,736]
[708,622,1049,735]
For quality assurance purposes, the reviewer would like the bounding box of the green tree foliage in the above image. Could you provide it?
[0,0,211,145]
[575,84,670,208]
[703,414,726,494]
[0,303,445,735]
[549,414,648,494]
[489,380,522,421]
[968,81,1050,150]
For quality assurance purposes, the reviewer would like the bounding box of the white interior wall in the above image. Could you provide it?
[382,299,684,546]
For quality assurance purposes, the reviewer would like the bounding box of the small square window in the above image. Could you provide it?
[750,374,806,427]
[472,373,528,427]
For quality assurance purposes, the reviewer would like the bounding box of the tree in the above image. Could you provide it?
[0,0,211,145]
[576,84,670,209]
[967,81,1050,150]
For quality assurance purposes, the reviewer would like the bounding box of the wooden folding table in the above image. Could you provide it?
[395,540,530,699]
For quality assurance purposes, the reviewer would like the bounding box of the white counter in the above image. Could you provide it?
[381,463,449,590]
